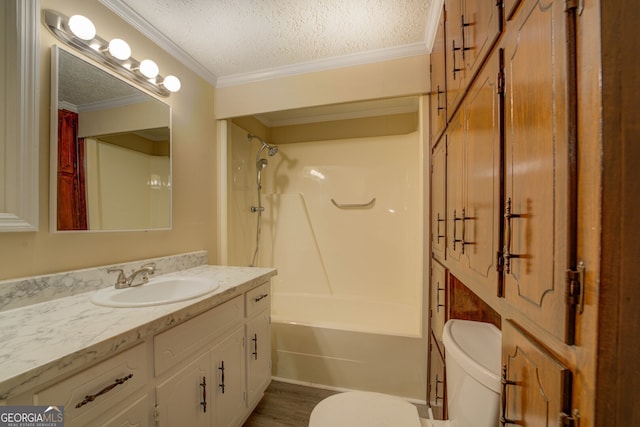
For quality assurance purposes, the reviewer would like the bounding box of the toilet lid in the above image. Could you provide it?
[309,391,421,427]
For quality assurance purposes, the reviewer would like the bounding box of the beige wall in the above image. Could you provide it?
[215,55,430,119]
[0,0,217,280]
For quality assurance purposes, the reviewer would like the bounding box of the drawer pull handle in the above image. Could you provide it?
[219,361,225,394]
[436,212,446,243]
[75,373,133,408]
[254,293,269,302]
[200,376,207,412]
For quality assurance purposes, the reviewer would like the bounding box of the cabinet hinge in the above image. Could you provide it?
[560,410,580,427]
[565,261,585,314]
[497,70,505,95]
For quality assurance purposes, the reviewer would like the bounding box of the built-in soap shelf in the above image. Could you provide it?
[0,251,208,312]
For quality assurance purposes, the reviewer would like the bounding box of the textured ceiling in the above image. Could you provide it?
[101,0,439,87]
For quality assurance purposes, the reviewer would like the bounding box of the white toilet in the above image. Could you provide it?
[309,319,502,427]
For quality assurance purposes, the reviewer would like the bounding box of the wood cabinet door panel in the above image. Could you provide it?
[502,0,569,342]
[428,333,446,420]
[430,5,448,143]
[445,0,465,119]
[432,139,447,262]
[445,112,465,264]
[246,310,272,407]
[430,260,447,341]
[461,0,502,83]
[502,320,572,427]
[463,52,501,287]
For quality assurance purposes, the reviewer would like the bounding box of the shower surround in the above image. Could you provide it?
[227,122,426,399]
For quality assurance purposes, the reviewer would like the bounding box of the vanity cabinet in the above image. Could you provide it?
[6,280,273,427]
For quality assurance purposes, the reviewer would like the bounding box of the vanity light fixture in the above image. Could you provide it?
[43,9,180,97]
[107,38,131,61]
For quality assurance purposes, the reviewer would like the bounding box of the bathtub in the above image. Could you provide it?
[270,292,427,401]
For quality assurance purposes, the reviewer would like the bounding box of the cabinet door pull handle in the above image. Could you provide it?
[435,374,445,405]
[452,41,464,80]
[436,85,445,113]
[200,376,207,412]
[75,373,133,408]
[460,14,472,60]
[452,209,470,253]
[252,333,258,360]
[436,282,446,312]
[436,212,446,243]
[503,198,522,274]
[219,361,225,394]
[500,365,517,426]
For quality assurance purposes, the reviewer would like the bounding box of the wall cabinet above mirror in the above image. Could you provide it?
[50,46,172,232]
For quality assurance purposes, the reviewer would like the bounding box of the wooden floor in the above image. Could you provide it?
[243,380,430,426]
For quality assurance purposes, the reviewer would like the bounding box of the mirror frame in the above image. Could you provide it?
[0,0,39,231]
[50,45,173,233]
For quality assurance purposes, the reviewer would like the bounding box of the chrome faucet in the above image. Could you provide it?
[107,263,156,289]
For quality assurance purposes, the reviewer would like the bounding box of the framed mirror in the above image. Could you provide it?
[50,45,172,232]
[0,0,39,232]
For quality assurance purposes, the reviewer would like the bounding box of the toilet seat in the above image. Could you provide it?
[309,391,422,427]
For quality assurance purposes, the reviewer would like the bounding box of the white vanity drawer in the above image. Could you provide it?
[246,282,271,318]
[154,295,243,376]
[34,343,147,425]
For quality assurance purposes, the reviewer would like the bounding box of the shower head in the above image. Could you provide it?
[248,133,279,157]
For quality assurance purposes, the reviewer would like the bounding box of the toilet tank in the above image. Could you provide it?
[442,319,501,427]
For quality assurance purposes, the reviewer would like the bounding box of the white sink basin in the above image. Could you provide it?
[91,276,220,308]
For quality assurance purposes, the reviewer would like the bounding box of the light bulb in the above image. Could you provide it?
[163,75,181,92]
[68,15,96,41]
[108,38,131,60]
[139,59,159,78]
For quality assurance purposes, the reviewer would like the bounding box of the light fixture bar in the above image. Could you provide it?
[43,9,177,97]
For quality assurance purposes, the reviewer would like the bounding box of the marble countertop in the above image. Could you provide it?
[0,265,276,401]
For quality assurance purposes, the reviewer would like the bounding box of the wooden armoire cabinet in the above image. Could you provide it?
[426,0,616,425]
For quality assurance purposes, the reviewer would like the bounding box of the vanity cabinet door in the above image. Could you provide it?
[502,0,571,343]
[460,0,502,83]
[211,326,246,427]
[156,353,210,427]
[445,0,465,119]
[501,320,573,426]
[246,309,271,408]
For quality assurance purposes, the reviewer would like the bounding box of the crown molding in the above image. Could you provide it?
[100,0,439,89]
[216,42,429,88]
[99,0,218,86]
